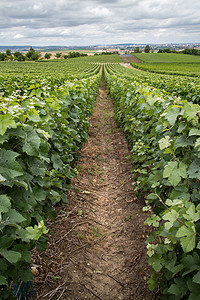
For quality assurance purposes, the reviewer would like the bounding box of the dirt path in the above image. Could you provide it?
[33,75,158,299]
[120,63,141,71]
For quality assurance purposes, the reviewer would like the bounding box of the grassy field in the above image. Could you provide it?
[132,62,200,76]
[132,53,200,76]
[0,55,122,75]
[133,53,200,63]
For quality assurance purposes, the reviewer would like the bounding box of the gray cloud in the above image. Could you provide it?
[0,0,200,45]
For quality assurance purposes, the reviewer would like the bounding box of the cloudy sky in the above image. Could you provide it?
[0,0,200,46]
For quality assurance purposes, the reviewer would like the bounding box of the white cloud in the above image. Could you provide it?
[14,33,24,39]
[87,6,111,17]
[0,0,199,45]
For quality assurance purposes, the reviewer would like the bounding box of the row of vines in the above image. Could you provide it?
[0,63,101,298]
[105,64,200,299]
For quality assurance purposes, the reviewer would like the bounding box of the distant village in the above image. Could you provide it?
[1,43,200,61]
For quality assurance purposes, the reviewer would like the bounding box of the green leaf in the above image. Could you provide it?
[12,245,31,263]
[51,154,63,170]
[174,135,192,148]
[163,209,179,230]
[28,158,46,176]
[27,109,41,123]
[0,237,13,249]
[25,220,48,240]
[194,137,200,148]
[163,161,178,178]
[168,278,188,297]
[164,162,178,186]
[183,103,200,121]
[183,203,200,222]
[49,101,61,111]
[19,268,33,282]
[0,114,16,136]
[189,128,200,136]
[189,293,200,300]
[187,277,200,297]
[188,159,200,180]
[22,126,41,156]
[165,106,181,126]
[147,274,159,291]
[192,271,200,284]
[32,186,47,202]
[146,95,157,106]
[176,224,196,253]
[0,275,8,286]
[0,174,6,182]
[0,195,11,213]
[163,161,187,187]
[159,136,171,150]
[181,255,197,276]
[148,256,162,272]
[5,209,26,224]
[0,149,23,180]
[197,241,200,249]
[179,162,188,179]
[144,215,161,227]
[0,249,21,263]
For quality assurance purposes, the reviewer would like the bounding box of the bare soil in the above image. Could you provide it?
[120,63,141,71]
[32,75,159,299]
[121,55,142,63]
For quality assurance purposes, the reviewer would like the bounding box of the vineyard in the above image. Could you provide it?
[132,53,200,77]
[0,56,200,299]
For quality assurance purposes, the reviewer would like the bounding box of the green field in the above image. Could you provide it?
[132,62,200,76]
[0,55,122,75]
[131,53,200,76]
[0,55,121,75]
[133,52,200,63]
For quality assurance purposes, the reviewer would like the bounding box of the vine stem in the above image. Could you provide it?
[7,99,11,110]
[168,122,176,159]
[22,116,27,124]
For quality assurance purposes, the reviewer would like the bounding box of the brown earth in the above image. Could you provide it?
[121,55,142,63]
[32,75,159,300]
[120,63,141,71]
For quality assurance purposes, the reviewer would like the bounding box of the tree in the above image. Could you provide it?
[26,47,35,59]
[26,47,41,60]
[191,48,199,55]
[163,48,170,53]
[6,49,12,57]
[31,52,41,60]
[55,52,62,59]
[44,53,51,59]
[0,53,7,61]
[134,47,140,53]
[144,45,150,53]
[13,52,25,61]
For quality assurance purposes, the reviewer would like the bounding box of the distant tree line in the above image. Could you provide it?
[0,48,89,62]
[133,45,151,53]
[44,51,88,59]
[132,45,200,56]
[94,52,119,56]
[0,47,41,61]
[157,48,177,53]
[181,48,200,56]
[158,48,200,55]
[65,51,88,58]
